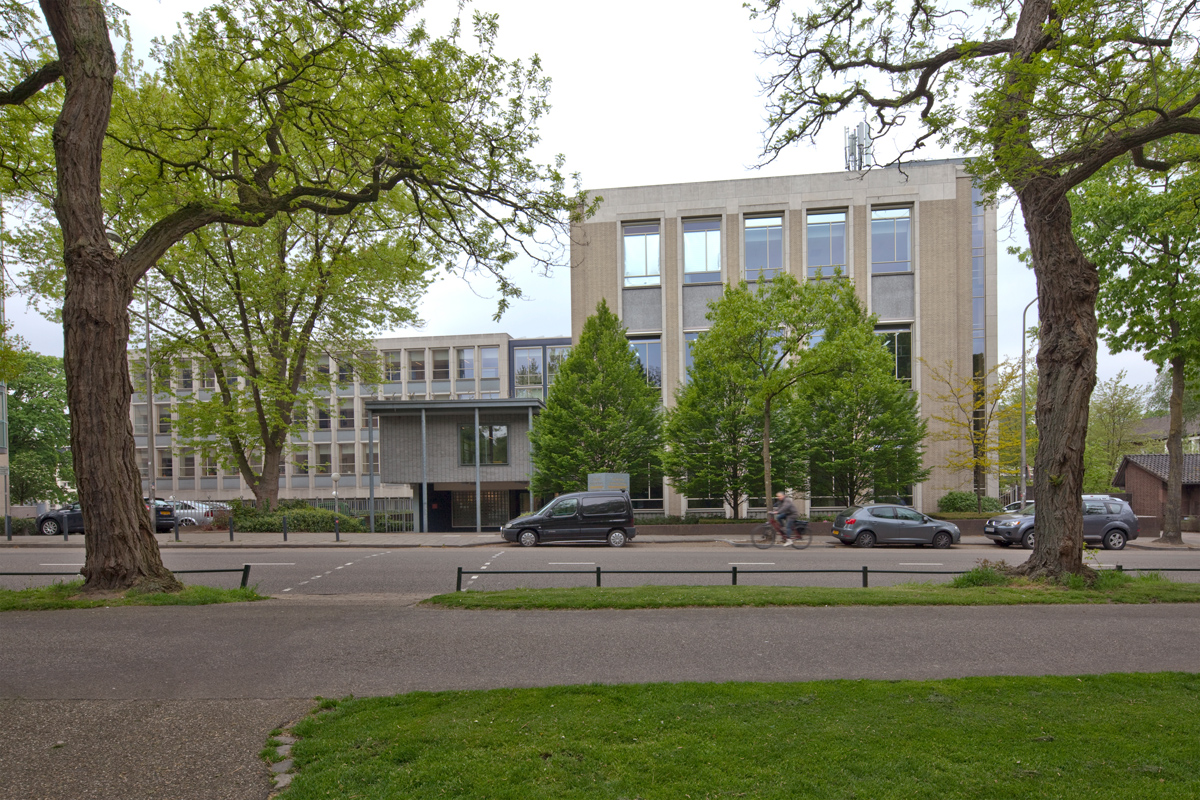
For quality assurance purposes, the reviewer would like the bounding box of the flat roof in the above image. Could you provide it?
[364,398,546,416]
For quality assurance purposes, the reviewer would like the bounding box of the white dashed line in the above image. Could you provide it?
[549,562,594,565]
[899,563,944,566]
[40,563,84,567]
[280,551,390,594]
[730,562,775,565]
[244,562,296,566]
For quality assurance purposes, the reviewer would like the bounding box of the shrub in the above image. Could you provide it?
[10,517,35,536]
[937,491,1002,513]
[950,560,1012,588]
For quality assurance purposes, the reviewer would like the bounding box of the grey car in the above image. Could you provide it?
[832,504,961,548]
[36,503,85,536]
[984,497,1139,550]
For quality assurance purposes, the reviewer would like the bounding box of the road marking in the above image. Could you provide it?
[730,562,775,565]
[282,588,292,592]
[277,551,389,594]
[549,562,594,565]
[243,562,295,566]
[39,563,83,566]
[899,563,943,566]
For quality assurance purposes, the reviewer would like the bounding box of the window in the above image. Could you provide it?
[408,350,425,381]
[316,354,331,376]
[630,463,665,510]
[457,347,475,379]
[137,450,149,478]
[480,391,500,400]
[337,357,353,384]
[431,348,450,380]
[338,403,355,430]
[177,361,193,390]
[457,392,476,400]
[316,444,332,475]
[339,443,356,475]
[683,218,721,283]
[360,402,378,428]
[180,453,195,478]
[293,451,309,475]
[744,215,783,282]
[547,346,570,385]
[202,368,216,390]
[384,351,403,382]
[133,404,149,435]
[158,450,172,479]
[480,346,499,379]
[202,456,219,477]
[459,424,509,465]
[361,444,379,475]
[156,405,172,434]
[878,325,912,384]
[514,346,544,398]
[294,405,308,429]
[317,408,332,430]
[279,456,287,476]
[623,222,660,287]
[871,207,911,273]
[683,332,701,381]
[807,210,846,279]
[550,498,579,517]
[451,490,511,528]
[629,339,662,388]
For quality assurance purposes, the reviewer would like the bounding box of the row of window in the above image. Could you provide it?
[138,444,381,480]
[622,207,912,288]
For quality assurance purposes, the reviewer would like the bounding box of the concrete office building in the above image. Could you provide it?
[131,333,570,517]
[569,159,997,515]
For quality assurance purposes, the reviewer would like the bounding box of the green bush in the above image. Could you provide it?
[937,491,1002,513]
[10,517,35,536]
[220,505,365,533]
[950,560,1012,588]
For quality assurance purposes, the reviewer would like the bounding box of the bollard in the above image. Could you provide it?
[282,514,288,542]
[174,517,179,542]
[732,565,738,586]
[63,522,68,542]
[240,564,252,589]
[334,516,340,542]
[1116,564,1123,573]
[229,516,235,542]
[456,566,463,592]
[862,565,869,588]
[5,515,10,541]
[596,566,602,587]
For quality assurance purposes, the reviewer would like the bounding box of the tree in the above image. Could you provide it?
[700,273,854,503]
[1082,372,1148,493]
[0,0,585,591]
[996,357,1039,495]
[529,300,662,495]
[1071,161,1200,541]
[1147,368,1200,422]
[661,332,762,518]
[752,0,1200,577]
[791,320,930,508]
[923,359,1020,512]
[7,350,74,504]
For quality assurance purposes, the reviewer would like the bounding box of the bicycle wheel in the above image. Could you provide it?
[750,523,775,549]
[791,522,812,550]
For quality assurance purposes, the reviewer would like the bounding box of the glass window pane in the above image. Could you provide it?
[683,230,705,273]
[456,348,474,379]
[871,220,895,264]
[432,349,450,380]
[808,224,830,267]
[480,346,499,379]
[830,221,845,266]
[514,347,543,387]
[895,218,910,261]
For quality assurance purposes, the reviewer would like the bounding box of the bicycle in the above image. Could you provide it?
[751,513,811,549]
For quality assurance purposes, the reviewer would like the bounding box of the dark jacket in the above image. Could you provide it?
[773,496,799,522]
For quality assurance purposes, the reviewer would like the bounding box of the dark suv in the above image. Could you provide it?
[984,496,1139,550]
[501,491,637,548]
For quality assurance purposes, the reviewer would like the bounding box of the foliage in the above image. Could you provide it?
[0,580,265,611]
[1082,371,1149,492]
[996,354,1038,490]
[226,501,363,533]
[1146,367,1200,421]
[530,300,662,495]
[938,491,1001,514]
[949,561,1012,588]
[787,303,929,507]
[8,517,34,535]
[6,349,73,504]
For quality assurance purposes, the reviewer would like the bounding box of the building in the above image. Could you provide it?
[130,333,569,523]
[569,159,997,515]
[1113,454,1200,519]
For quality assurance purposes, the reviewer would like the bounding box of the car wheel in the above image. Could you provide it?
[1021,529,1036,550]
[1102,530,1127,551]
[180,517,197,527]
[995,541,1012,547]
[518,530,538,548]
[854,531,876,548]
[607,529,627,548]
[39,518,60,536]
[932,531,953,549]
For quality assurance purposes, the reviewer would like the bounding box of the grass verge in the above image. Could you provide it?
[0,579,267,611]
[425,570,1200,609]
[274,673,1200,799]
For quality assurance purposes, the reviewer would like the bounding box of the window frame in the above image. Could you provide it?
[458,423,510,466]
[870,206,913,275]
[806,209,847,280]
[623,221,661,287]
[743,214,784,283]
[683,217,721,284]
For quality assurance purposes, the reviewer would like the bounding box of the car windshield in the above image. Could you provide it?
[534,499,557,517]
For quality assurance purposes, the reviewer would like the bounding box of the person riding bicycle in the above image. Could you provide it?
[771,491,804,546]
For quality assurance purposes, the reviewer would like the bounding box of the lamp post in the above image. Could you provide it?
[331,472,340,510]
[1020,297,1038,508]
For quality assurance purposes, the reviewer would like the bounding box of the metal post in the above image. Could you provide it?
[528,406,534,514]
[332,472,340,541]
[229,514,234,542]
[173,516,179,542]
[240,564,251,589]
[862,565,869,588]
[367,409,375,533]
[474,406,481,533]
[732,565,738,586]
[1117,564,1124,573]
[456,566,463,592]
[421,408,428,533]
[334,515,340,542]
[63,521,68,542]
[282,514,288,542]
[1020,297,1037,508]
[596,566,602,587]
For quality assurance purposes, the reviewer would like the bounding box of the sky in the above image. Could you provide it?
[4,0,1159,389]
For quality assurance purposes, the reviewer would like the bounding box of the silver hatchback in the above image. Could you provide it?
[832,504,961,548]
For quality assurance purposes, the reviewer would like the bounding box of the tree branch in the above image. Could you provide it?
[0,61,62,106]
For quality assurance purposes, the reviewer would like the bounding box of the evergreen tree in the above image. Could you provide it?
[530,300,662,495]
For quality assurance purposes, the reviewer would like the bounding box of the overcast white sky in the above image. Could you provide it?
[5,0,1157,387]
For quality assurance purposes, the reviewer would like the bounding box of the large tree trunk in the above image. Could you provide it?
[1162,352,1185,544]
[1017,183,1096,579]
[43,0,180,593]
[247,444,284,511]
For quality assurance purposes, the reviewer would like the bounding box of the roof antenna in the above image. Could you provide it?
[845,121,873,171]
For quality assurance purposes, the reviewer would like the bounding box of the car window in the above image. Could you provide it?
[896,508,925,522]
[868,506,895,519]
[582,498,622,515]
[1104,502,1123,515]
[550,498,578,517]
[1083,501,1107,516]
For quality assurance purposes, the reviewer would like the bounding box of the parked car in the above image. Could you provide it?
[831,504,961,548]
[144,497,177,533]
[984,497,1139,550]
[1002,500,1035,513]
[171,500,219,526]
[36,503,85,536]
[502,491,637,547]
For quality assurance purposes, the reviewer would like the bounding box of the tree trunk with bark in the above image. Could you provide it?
[44,0,180,593]
[1017,182,1097,579]
[244,444,285,512]
[1162,351,1185,544]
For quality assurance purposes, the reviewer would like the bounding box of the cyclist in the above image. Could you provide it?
[771,491,803,546]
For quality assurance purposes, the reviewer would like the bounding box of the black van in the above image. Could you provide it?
[501,491,637,547]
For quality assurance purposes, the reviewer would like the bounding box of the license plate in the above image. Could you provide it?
[831,528,839,535]
[984,526,994,533]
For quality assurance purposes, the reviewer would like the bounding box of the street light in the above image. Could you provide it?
[1020,297,1038,508]
[331,472,340,511]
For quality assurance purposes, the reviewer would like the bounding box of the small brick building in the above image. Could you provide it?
[1112,454,1200,519]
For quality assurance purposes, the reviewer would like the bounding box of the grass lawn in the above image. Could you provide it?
[425,570,1200,610]
[0,579,267,611]
[274,672,1200,799]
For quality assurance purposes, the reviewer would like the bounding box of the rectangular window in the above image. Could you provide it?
[133,404,149,435]
[408,350,425,381]
[294,405,308,429]
[684,332,701,378]
[623,222,661,287]
[807,210,847,279]
[629,463,665,510]
[359,402,378,428]
[451,490,511,528]
[338,404,355,430]
[361,444,379,475]
[878,325,912,384]
[479,391,500,400]
[137,450,149,479]
[337,357,353,384]
[384,351,404,382]
[457,347,475,379]
[744,215,783,282]
[202,368,216,390]
[339,443,356,475]
[514,346,544,398]
[683,218,721,283]
[546,346,570,386]
[871,207,911,274]
[177,361,193,390]
[316,444,332,475]
[180,453,196,478]
[629,338,662,388]
[278,456,287,476]
[293,451,309,475]
[457,392,476,400]
[156,405,172,434]
[317,408,332,430]
[480,346,499,379]
[158,450,173,479]
[202,456,219,477]
[459,424,509,465]
[316,354,331,376]
[431,348,451,380]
